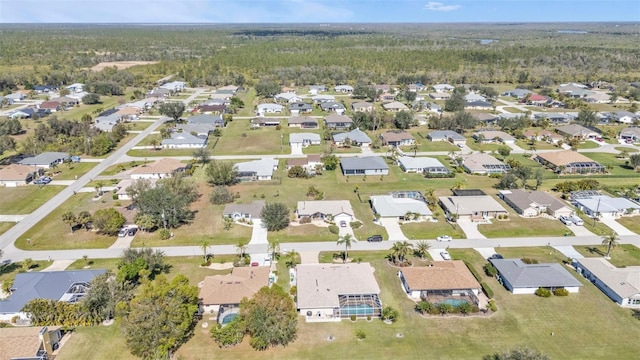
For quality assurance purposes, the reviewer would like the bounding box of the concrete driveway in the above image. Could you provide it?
[291,143,303,155]
[568,224,596,237]
[250,219,268,245]
[553,246,584,259]
[379,218,408,241]
[598,218,636,236]
[474,247,497,259]
[456,219,486,239]
[428,249,449,261]
[338,221,356,240]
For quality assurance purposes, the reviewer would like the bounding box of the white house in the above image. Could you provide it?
[399,261,482,301]
[575,258,640,307]
[490,259,582,294]
[289,133,321,147]
[274,93,303,103]
[334,85,354,93]
[236,158,279,181]
[397,156,450,175]
[296,200,354,225]
[130,158,187,180]
[256,103,284,115]
[161,132,207,149]
[370,195,432,221]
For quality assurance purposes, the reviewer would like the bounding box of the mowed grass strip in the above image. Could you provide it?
[573,244,640,267]
[0,185,65,214]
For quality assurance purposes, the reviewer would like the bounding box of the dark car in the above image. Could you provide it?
[367,235,383,242]
[127,228,138,236]
[489,253,504,260]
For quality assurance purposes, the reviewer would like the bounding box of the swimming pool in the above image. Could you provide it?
[440,298,469,307]
[221,313,239,325]
[341,304,374,316]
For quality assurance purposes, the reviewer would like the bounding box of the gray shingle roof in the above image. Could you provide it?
[340,156,388,171]
[490,259,582,289]
[18,152,69,166]
[332,128,372,144]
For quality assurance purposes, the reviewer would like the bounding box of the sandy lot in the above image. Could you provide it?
[90,61,158,71]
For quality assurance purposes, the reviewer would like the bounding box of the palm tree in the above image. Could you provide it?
[414,240,431,260]
[391,241,413,265]
[336,234,354,263]
[410,142,420,157]
[61,211,76,233]
[267,238,280,261]
[236,239,249,260]
[285,250,300,268]
[601,231,619,259]
[201,240,210,263]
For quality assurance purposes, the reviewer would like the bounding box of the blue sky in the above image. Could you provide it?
[1,0,638,23]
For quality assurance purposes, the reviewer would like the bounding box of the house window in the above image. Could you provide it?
[630,299,640,305]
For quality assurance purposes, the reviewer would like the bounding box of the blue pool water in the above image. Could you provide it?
[341,304,374,316]
[440,299,469,306]
[221,313,239,325]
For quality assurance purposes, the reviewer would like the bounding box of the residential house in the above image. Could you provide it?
[147,88,170,100]
[275,93,303,103]
[333,128,372,147]
[397,156,450,175]
[427,130,466,146]
[289,133,321,147]
[176,123,214,137]
[522,129,563,144]
[502,89,532,99]
[309,85,327,94]
[256,103,284,115]
[33,85,57,93]
[378,92,396,102]
[490,258,582,294]
[161,132,207,149]
[534,112,572,124]
[611,110,637,124]
[296,200,354,224]
[0,270,106,321]
[324,114,353,130]
[296,263,382,322]
[574,195,640,218]
[428,92,451,100]
[199,267,271,323]
[279,86,294,93]
[0,326,64,360]
[51,96,80,106]
[498,189,573,218]
[216,85,240,94]
[334,85,354,93]
[223,200,266,221]
[373,84,392,93]
[197,104,226,114]
[584,92,611,104]
[382,101,409,112]
[459,153,511,175]
[235,158,279,181]
[575,258,640,307]
[527,94,550,106]
[116,106,141,121]
[94,113,120,132]
[618,127,640,143]
[439,194,508,221]
[432,84,455,92]
[288,116,318,129]
[67,91,89,102]
[340,156,389,176]
[399,261,482,303]
[187,114,225,128]
[289,102,313,115]
[19,152,69,169]
[555,124,601,140]
[424,102,442,113]
[320,102,346,114]
[464,93,486,102]
[407,83,423,92]
[66,83,84,93]
[8,108,35,119]
[39,101,62,112]
[0,164,40,187]
[250,117,280,128]
[534,150,606,174]
[160,81,186,92]
[473,130,516,144]
[472,113,500,126]
[312,95,335,104]
[130,158,188,180]
[5,93,26,102]
[465,100,493,110]
[286,154,322,171]
[380,131,414,147]
[370,194,432,221]
[351,101,374,112]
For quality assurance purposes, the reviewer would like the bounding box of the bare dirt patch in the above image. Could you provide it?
[90,61,158,71]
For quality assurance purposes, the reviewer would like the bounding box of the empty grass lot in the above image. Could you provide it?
[478,216,570,238]
[582,152,637,176]
[213,120,294,155]
[0,185,64,214]
[616,217,640,234]
[0,222,15,236]
[400,215,466,240]
[515,139,558,150]
[465,140,503,152]
[573,244,640,268]
[52,162,97,180]
[58,247,640,360]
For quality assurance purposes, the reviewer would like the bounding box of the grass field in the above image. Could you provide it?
[478,216,570,238]
[0,222,15,236]
[51,162,98,180]
[57,247,640,360]
[616,217,640,234]
[582,152,637,176]
[0,185,64,214]
[465,140,503,152]
[515,139,558,150]
[576,141,601,150]
[400,216,466,240]
[572,244,640,268]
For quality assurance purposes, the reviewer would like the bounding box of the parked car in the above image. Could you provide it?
[367,235,383,242]
[339,220,347,227]
[0,259,11,267]
[559,216,573,226]
[127,227,138,236]
[436,235,452,242]
[488,253,504,260]
[118,227,129,237]
[70,155,81,163]
[570,215,584,226]
[34,176,51,185]
[440,251,452,260]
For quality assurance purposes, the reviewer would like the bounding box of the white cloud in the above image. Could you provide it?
[424,2,461,11]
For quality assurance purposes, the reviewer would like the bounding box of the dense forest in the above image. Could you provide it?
[0,23,638,91]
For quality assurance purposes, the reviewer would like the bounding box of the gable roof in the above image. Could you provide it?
[535,150,599,166]
[490,259,582,289]
[351,101,373,110]
[0,270,106,314]
[320,102,346,111]
[576,258,640,299]
[297,200,354,217]
[130,158,186,175]
[199,267,270,306]
[296,263,380,309]
[438,195,508,215]
[501,189,569,212]
[39,101,61,110]
[333,128,372,144]
[223,200,265,218]
[236,158,279,177]
[290,132,321,143]
[381,131,414,143]
[340,156,388,171]
[370,195,432,217]
[0,164,36,181]
[397,156,449,171]
[382,101,409,110]
[325,114,353,124]
[288,116,318,126]
[400,261,481,291]
[18,152,69,166]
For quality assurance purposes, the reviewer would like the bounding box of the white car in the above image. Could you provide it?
[436,235,452,242]
[440,251,452,260]
[559,216,573,226]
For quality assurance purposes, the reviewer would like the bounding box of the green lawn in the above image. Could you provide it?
[127,148,196,157]
[616,217,640,234]
[213,120,295,155]
[515,139,558,150]
[52,162,98,180]
[615,146,638,153]
[478,216,570,238]
[58,247,640,360]
[576,141,600,149]
[125,121,153,131]
[465,140,503,152]
[582,152,637,176]
[272,224,338,243]
[15,192,123,250]
[0,222,15,236]
[571,213,614,236]
[573,244,640,268]
[0,185,65,214]
[400,216,466,240]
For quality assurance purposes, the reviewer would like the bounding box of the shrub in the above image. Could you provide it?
[464,260,482,281]
[350,314,357,322]
[366,315,371,321]
[382,306,399,323]
[535,287,552,297]
[158,228,171,240]
[487,300,498,312]
[481,282,494,298]
[289,285,297,296]
[328,225,339,234]
[299,216,312,224]
[521,257,539,264]
[209,186,238,205]
[484,263,498,277]
[112,193,119,200]
[553,288,570,296]
[2,279,13,293]
[355,329,366,340]
[349,221,363,229]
